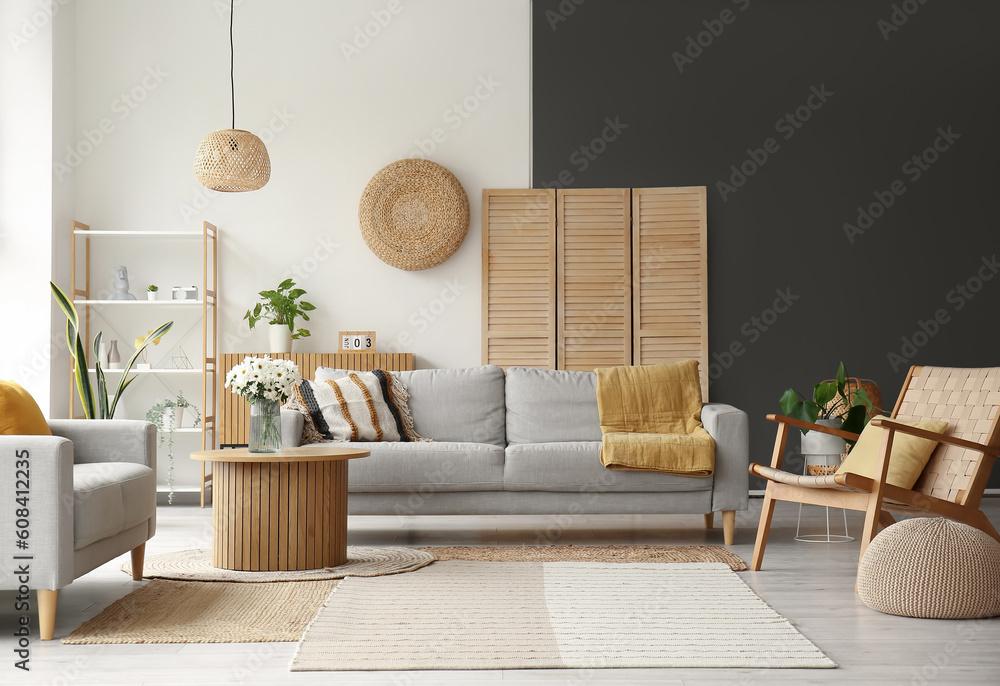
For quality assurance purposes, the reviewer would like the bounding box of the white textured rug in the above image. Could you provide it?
[291,561,836,670]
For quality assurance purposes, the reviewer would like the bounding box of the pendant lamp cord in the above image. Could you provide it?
[230,0,235,129]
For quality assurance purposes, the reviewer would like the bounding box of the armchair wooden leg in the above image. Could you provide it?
[879,511,896,528]
[751,488,777,570]
[704,512,714,529]
[722,510,735,545]
[130,543,146,581]
[37,589,57,641]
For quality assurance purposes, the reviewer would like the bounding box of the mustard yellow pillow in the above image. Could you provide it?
[836,418,948,489]
[0,380,51,436]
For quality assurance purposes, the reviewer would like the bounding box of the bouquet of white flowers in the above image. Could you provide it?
[225,356,301,403]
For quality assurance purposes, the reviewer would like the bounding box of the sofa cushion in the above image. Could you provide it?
[505,367,602,443]
[73,462,155,550]
[317,365,506,447]
[342,441,505,492]
[0,380,51,436]
[503,442,714,493]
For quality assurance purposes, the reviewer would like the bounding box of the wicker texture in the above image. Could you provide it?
[822,377,883,418]
[895,367,1000,504]
[194,129,271,192]
[858,517,1000,618]
[359,158,469,270]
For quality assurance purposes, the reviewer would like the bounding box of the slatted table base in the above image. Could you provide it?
[212,459,348,571]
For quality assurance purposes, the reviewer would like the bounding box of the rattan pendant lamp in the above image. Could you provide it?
[193,0,270,192]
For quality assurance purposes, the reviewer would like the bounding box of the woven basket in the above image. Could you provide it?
[858,517,1000,618]
[193,129,270,192]
[822,377,882,419]
[358,159,469,271]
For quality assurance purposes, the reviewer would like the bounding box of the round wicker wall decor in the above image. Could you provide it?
[359,159,470,271]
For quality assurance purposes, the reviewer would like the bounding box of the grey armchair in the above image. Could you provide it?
[0,419,156,640]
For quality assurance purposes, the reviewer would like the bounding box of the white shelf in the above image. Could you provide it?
[74,230,202,239]
[87,368,201,374]
[172,428,202,434]
[74,299,204,305]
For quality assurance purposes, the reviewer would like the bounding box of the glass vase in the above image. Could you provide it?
[248,398,282,453]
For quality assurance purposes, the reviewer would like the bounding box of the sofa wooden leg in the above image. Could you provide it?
[704,512,714,529]
[37,589,57,641]
[722,510,735,545]
[131,543,146,581]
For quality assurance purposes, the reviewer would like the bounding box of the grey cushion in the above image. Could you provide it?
[505,367,602,443]
[342,441,505,492]
[503,442,714,493]
[73,462,155,550]
[317,365,506,447]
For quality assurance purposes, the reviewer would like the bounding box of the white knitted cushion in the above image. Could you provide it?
[858,517,1000,619]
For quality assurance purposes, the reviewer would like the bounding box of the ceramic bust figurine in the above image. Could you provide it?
[109,265,137,300]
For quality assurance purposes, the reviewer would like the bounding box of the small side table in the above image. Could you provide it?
[795,453,854,543]
[190,446,369,571]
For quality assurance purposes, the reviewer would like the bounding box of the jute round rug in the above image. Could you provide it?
[420,544,748,570]
[120,546,435,582]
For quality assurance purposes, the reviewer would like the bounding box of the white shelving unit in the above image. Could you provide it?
[69,220,218,505]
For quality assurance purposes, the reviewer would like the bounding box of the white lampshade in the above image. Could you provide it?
[193,128,270,192]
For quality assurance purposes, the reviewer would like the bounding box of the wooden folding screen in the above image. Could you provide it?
[632,187,709,396]
[557,189,632,370]
[483,186,708,398]
[481,189,556,368]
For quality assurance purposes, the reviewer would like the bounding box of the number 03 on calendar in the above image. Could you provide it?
[338,331,376,352]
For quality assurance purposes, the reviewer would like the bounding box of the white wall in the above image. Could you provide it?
[71,0,530,369]
[49,0,529,491]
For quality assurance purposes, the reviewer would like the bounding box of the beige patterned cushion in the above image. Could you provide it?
[858,517,1000,618]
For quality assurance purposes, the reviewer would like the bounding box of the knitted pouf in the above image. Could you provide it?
[858,517,1000,619]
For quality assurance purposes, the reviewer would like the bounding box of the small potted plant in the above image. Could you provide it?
[147,284,159,301]
[779,362,874,474]
[146,391,201,504]
[243,278,316,353]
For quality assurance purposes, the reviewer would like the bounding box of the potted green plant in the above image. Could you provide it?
[51,282,172,419]
[779,362,874,474]
[243,278,315,353]
[146,391,201,504]
[146,284,159,301]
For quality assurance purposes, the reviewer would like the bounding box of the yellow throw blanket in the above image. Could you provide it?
[596,360,715,476]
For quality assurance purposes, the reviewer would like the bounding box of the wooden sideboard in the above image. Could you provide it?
[218,352,415,447]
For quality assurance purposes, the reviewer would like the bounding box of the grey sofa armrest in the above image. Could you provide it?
[702,403,749,513]
[47,419,156,468]
[0,436,75,589]
[281,410,304,448]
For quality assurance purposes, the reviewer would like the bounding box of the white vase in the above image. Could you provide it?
[800,417,847,475]
[164,406,185,430]
[147,291,157,301]
[269,324,292,353]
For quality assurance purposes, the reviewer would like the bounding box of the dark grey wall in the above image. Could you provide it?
[532,0,1000,487]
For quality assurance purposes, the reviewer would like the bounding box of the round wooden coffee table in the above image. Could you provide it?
[190,446,369,571]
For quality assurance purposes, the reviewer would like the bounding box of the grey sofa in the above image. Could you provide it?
[282,365,749,542]
[0,420,156,640]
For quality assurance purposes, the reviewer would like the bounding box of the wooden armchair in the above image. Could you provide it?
[749,366,1000,580]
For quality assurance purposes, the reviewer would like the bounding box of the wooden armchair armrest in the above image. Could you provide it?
[765,414,861,441]
[870,417,1000,457]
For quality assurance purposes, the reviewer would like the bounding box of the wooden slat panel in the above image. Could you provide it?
[632,187,709,399]
[557,188,631,371]
[482,189,556,369]
[218,352,415,446]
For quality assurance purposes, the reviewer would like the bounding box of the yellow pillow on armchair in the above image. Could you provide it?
[836,418,948,489]
[0,380,52,436]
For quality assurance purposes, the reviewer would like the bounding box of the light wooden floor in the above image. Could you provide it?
[4,498,1000,685]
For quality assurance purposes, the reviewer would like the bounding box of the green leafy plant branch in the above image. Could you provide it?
[779,361,874,438]
[243,278,315,340]
[146,391,201,505]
